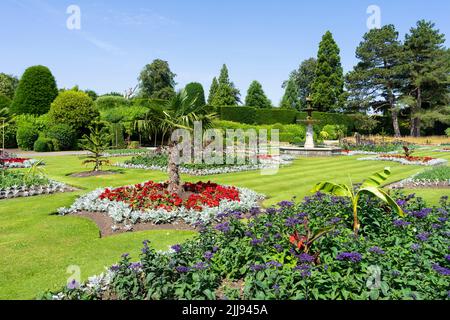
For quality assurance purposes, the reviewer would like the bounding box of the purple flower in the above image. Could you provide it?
[393,219,411,228]
[432,264,450,276]
[278,201,294,208]
[396,199,407,207]
[215,222,231,233]
[67,279,79,290]
[249,207,261,216]
[299,253,315,263]
[411,243,421,251]
[266,208,277,215]
[411,208,432,219]
[129,262,142,270]
[250,238,264,246]
[294,264,311,278]
[266,260,283,268]
[274,233,281,239]
[285,217,301,227]
[244,231,253,237]
[272,284,280,291]
[328,217,342,225]
[204,251,214,260]
[212,246,219,253]
[336,252,362,263]
[250,264,266,272]
[110,264,120,272]
[416,232,430,242]
[192,262,208,270]
[171,244,182,253]
[265,222,273,228]
[369,246,385,255]
[406,194,416,201]
[176,266,190,273]
[438,217,448,223]
[445,255,450,262]
[121,253,129,259]
[273,244,283,252]
[432,224,442,229]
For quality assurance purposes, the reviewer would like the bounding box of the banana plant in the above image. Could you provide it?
[311,167,404,235]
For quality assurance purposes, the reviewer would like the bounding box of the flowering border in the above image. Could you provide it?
[357,155,447,166]
[0,180,72,200]
[58,183,265,225]
[114,155,294,176]
[0,158,41,168]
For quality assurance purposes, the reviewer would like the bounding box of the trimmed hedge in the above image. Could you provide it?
[218,106,354,129]
[45,124,77,151]
[33,137,54,152]
[16,123,39,150]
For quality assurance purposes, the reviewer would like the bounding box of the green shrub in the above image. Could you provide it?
[16,123,39,150]
[2,123,18,148]
[10,65,58,115]
[49,90,99,136]
[322,124,348,140]
[45,124,77,151]
[95,95,130,111]
[185,82,206,107]
[254,108,297,124]
[0,94,11,109]
[445,128,450,137]
[128,141,140,149]
[33,137,54,152]
[218,106,257,124]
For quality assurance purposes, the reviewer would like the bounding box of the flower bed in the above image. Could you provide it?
[0,170,72,200]
[58,181,264,225]
[358,154,447,166]
[45,192,450,300]
[388,166,450,189]
[115,154,294,176]
[0,157,40,168]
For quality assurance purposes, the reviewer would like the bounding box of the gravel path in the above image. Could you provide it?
[5,149,90,157]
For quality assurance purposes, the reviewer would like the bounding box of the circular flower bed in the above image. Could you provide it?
[58,181,264,225]
[46,192,449,300]
[358,154,447,166]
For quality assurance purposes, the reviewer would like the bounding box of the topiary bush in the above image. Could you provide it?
[33,137,54,152]
[185,82,206,107]
[16,123,39,150]
[10,65,58,115]
[45,124,77,151]
[95,95,131,111]
[49,90,99,137]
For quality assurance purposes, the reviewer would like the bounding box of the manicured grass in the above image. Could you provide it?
[0,149,449,299]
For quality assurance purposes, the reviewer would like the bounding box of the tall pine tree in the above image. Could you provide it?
[207,77,219,105]
[346,25,406,137]
[211,64,240,107]
[311,31,344,112]
[245,81,272,108]
[403,20,450,136]
[280,78,300,109]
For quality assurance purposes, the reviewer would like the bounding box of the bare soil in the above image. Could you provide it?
[72,211,196,237]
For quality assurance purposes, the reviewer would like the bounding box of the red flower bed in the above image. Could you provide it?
[379,154,434,163]
[99,181,240,212]
[0,158,30,164]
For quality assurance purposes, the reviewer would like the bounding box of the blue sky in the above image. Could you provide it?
[1,0,449,104]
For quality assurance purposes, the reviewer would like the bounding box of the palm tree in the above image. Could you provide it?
[311,167,404,235]
[140,89,216,193]
[80,123,111,172]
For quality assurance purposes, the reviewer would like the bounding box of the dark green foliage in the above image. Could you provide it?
[403,20,450,136]
[207,77,219,105]
[254,109,298,125]
[45,124,77,151]
[33,137,54,152]
[138,59,177,99]
[245,81,271,109]
[10,66,58,115]
[211,65,241,107]
[49,90,99,136]
[16,123,39,150]
[280,78,300,109]
[95,95,130,111]
[311,31,345,111]
[185,82,206,107]
[84,90,98,101]
[110,122,126,149]
[0,73,19,100]
[0,94,11,109]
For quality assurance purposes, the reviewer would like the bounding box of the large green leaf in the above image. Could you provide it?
[311,182,352,197]
[360,167,392,189]
[358,186,405,217]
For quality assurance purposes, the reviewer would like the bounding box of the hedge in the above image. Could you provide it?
[218,106,354,129]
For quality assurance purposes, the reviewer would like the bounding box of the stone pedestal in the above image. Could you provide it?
[304,123,315,149]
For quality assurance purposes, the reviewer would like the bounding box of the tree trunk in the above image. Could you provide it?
[391,109,401,138]
[167,142,181,194]
[411,88,422,137]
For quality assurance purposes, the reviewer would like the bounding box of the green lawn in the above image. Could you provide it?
[0,149,449,299]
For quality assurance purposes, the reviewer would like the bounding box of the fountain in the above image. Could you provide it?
[280,97,342,157]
